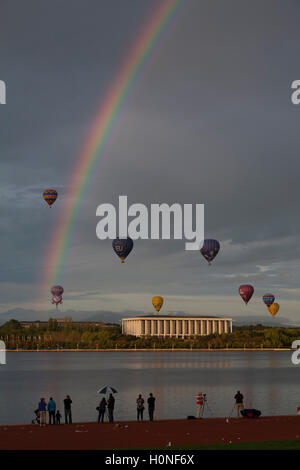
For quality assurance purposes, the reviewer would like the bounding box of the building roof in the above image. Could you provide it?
[123,315,231,319]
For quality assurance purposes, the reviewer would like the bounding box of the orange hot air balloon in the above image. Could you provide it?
[152,296,164,313]
[268,302,280,317]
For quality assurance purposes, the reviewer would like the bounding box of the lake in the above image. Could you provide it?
[0,351,299,425]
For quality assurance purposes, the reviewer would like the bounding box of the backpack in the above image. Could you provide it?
[241,409,261,419]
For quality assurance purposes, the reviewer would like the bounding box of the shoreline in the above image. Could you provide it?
[0,416,299,449]
[4,348,292,352]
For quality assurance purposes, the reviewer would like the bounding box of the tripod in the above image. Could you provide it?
[228,403,236,418]
[201,397,213,417]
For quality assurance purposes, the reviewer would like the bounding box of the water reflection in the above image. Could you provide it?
[128,361,232,369]
[0,351,298,424]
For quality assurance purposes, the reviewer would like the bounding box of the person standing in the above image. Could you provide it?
[64,395,73,424]
[196,392,205,418]
[147,393,156,421]
[107,394,115,423]
[98,397,107,423]
[234,390,244,417]
[136,394,145,421]
[55,410,62,424]
[47,397,56,425]
[38,398,47,427]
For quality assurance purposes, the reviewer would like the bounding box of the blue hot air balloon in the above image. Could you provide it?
[200,239,220,265]
[263,294,275,308]
[112,237,134,263]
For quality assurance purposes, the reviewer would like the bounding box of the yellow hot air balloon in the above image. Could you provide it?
[268,302,280,317]
[152,296,164,313]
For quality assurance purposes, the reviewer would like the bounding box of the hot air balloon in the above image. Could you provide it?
[52,295,63,309]
[200,239,220,265]
[152,296,164,313]
[268,302,279,317]
[262,294,275,308]
[238,285,254,305]
[51,285,64,297]
[43,189,58,207]
[112,237,134,263]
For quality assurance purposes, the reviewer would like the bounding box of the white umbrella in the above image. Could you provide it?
[97,386,118,394]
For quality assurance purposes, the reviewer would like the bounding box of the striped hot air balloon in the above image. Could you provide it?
[262,294,275,308]
[43,189,58,207]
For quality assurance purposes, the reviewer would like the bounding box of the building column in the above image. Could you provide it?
[171,320,176,336]
[230,320,233,333]
[200,320,204,335]
[176,320,180,338]
[218,320,222,334]
[188,320,192,337]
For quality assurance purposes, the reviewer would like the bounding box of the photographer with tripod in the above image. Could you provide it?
[196,392,207,418]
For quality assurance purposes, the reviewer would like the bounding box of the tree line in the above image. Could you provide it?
[0,319,299,349]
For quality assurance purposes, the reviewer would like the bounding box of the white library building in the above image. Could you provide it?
[122,315,233,338]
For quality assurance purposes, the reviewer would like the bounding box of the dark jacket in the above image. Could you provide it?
[147,396,155,410]
[107,396,115,410]
[64,398,72,410]
[99,399,107,411]
[234,393,244,404]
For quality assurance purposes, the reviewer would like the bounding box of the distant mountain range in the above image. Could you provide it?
[0,308,126,325]
[0,308,298,328]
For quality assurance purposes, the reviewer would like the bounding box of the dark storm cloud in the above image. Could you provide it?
[0,0,300,322]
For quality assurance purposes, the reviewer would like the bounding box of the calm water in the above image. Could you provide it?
[0,351,299,425]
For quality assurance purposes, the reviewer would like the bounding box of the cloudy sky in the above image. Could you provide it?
[0,0,300,323]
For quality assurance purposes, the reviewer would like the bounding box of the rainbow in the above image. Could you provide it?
[41,0,184,300]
